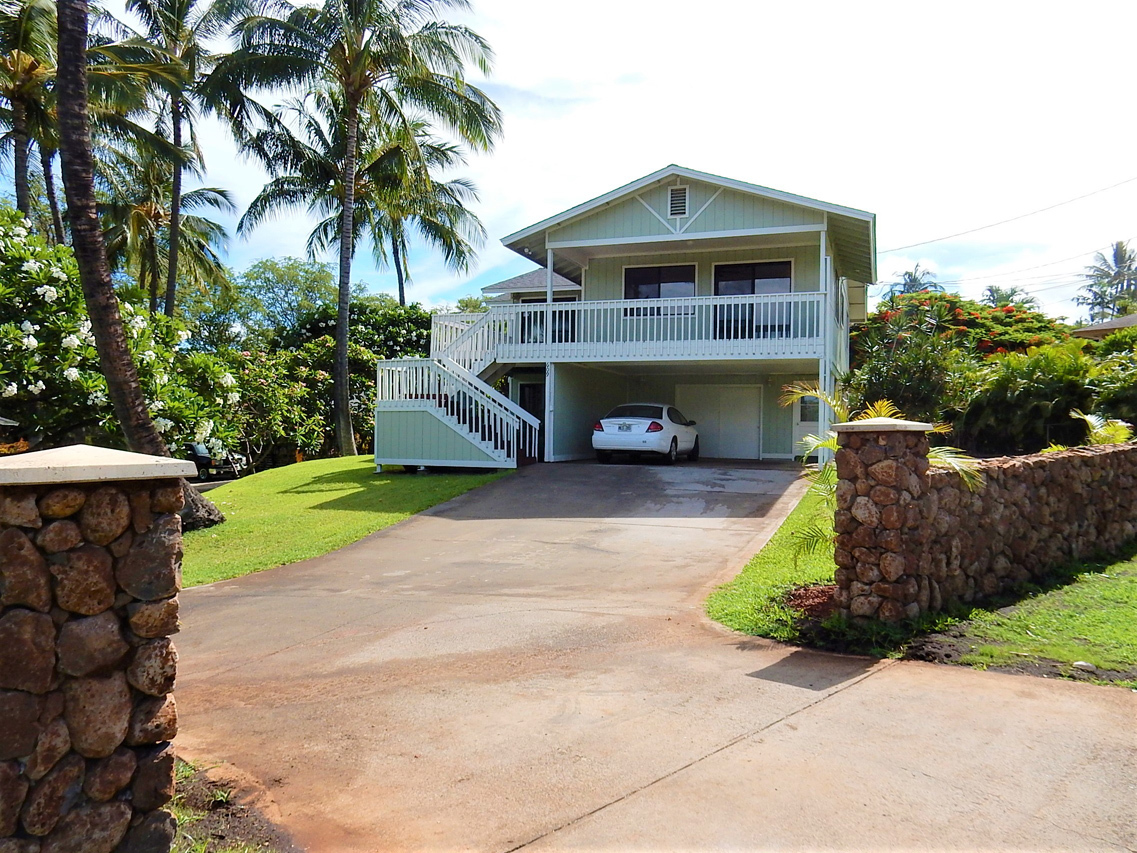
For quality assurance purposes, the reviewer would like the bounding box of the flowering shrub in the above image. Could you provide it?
[851,292,1070,365]
[276,297,430,358]
[0,205,237,452]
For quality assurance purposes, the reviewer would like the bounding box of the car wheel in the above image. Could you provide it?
[688,437,700,462]
[596,451,612,464]
[663,438,678,465]
[197,467,209,482]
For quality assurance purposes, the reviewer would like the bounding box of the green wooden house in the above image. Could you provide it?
[374,165,875,468]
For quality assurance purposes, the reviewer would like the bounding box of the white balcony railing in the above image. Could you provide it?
[432,292,826,369]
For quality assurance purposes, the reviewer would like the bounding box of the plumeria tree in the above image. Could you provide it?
[0,204,239,451]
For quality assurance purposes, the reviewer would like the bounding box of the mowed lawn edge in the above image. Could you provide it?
[182,456,505,586]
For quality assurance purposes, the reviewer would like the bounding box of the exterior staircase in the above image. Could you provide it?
[375,314,539,468]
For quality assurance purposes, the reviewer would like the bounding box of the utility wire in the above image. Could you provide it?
[878,176,1137,254]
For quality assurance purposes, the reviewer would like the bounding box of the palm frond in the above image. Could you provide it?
[927,445,985,492]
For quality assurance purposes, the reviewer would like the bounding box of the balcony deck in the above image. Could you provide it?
[432,292,830,367]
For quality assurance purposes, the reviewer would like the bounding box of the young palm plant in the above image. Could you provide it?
[1042,409,1134,453]
[209,0,501,455]
[779,382,984,558]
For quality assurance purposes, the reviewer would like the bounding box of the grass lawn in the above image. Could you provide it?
[706,489,1137,686]
[705,490,834,642]
[182,456,503,587]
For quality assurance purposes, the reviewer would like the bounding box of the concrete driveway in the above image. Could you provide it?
[177,463,1137,852]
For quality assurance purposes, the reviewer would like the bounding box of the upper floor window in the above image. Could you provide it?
[624,265,696,300]
[714,261,792,296]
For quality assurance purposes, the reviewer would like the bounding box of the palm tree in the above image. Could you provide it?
[55,0,223,528]
[887,263,944,296]
[0,0,55,217]
[981,285,1038,310]
[247,94,484,307]
[117,0,255,319]
[210,0,501,455]
[1077,241,1137,321]
[99,138,234,312]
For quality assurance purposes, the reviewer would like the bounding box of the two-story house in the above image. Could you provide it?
[374,165,874,468]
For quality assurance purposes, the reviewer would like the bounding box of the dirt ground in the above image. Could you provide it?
[175,759,303,853]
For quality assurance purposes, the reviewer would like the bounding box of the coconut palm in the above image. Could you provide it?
[210,0,501,454]
[55,0,223,528]
[0,0,55,217]
[99,138,234,312]
[1077,241,1137,321]
[981,285,1038,310]
[115,0,256,319]
[886,263,944,297]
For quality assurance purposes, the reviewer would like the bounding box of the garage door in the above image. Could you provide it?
[675,385,762,459]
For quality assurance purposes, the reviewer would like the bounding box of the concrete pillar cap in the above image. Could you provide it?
[832,417,933,433]
[0,444,196,485]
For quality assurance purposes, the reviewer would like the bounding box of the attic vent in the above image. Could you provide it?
[668,185,689,218]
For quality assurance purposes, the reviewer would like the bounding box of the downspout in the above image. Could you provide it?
[819,229,833,461]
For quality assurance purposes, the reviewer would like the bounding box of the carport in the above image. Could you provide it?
[519,360,820,462]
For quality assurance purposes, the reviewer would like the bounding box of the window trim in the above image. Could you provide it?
[710,258,796,296]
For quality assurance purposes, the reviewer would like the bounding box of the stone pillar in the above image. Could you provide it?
[832,417,932,623]
[0,445,196,853]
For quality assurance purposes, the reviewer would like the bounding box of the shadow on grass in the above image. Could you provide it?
[788,539,1137,659]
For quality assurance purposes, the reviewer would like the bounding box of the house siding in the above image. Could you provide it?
[374,410,499,465]
[585,245,823,301]
[549,178,824,245]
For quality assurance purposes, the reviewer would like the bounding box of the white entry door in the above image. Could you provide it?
[675,385,762,459]
[792,394,821,457]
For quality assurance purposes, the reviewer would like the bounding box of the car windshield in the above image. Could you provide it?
[191,443,209,455]
[605,405,664,420]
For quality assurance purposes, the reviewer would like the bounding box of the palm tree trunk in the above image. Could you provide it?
[12,99,30,217]
[147,239,160,314]
[56,0,224,530]
[40,146,65,244]
[332,101,360,457]
[163,95,183,317]
[392,239,406,307]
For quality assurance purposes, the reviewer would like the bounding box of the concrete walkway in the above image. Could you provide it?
[177,463,1137,852]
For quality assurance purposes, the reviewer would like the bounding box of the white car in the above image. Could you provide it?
[592,403,699,464]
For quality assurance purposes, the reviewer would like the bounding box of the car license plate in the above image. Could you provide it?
[618,423,631,432]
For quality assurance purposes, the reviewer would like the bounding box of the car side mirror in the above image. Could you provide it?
[688,420,697,426]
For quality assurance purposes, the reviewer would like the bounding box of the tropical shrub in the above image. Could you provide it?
[1095,326,1137,358]
[842,300,978,423]
[1093,351,1137,425]
[276,296,431,359]
[954,342,1097,455]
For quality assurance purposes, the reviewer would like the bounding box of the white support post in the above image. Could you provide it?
[546,248,554,347]
[819,231,833,462]
[544,361,554,463]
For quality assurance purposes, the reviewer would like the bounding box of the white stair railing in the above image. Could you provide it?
[376,357,540,466]
[430,313,483,359]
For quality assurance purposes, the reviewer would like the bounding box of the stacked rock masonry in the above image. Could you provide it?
[834,426,1137,622]
[0,479,183,853]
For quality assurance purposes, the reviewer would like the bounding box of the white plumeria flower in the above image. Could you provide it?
[51,268,67,281]
[194,419,214,442]
[12,226,28,238]
[149,400,165,412]
[21,335,37,350]
[20,321,38,333]
[61,334,81,349]
[153,417,174,433]
[226,392,240,404]
[88,390,107,405]
[78,319,92,335]
[139,350,156,363]
[34,284,58,303]
[128,315,147,335]
[219,372,236,388]
[21,259,43,273]
[1,383,16,398]
[28,380,45,395]
[176,329,191,343]
[63,367,80,382]
[154,372,168,385]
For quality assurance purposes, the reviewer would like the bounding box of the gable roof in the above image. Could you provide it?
[502,165,877,283]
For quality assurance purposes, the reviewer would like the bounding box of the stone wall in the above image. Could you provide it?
[0,479,183,853]
[833,429,1137,621]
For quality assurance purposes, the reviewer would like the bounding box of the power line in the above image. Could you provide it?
[878,176,1137,254]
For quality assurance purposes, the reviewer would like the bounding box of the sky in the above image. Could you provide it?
[173,0,1137,319]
